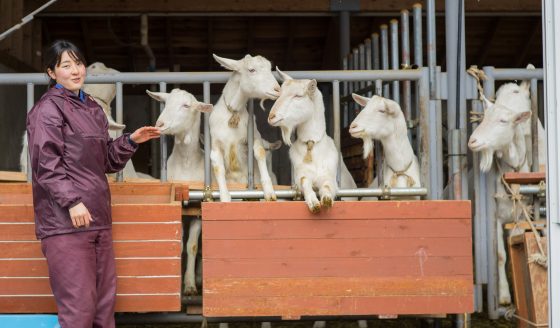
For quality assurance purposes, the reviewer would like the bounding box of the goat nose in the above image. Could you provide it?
[350,123,357,129]
[155,121,164,128]
[269,113,276,121]
[273,86,281,93]
[468,137,476,146]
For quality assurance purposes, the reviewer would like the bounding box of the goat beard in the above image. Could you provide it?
[280,126,293,146]
[362,137,374,160]
[479,149,494,172]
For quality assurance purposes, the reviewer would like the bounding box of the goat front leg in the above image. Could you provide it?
[316,175,336,209]
[497,219,512,305]
[211,146,231,202]
[253,138,276,201]
[184,218,202,295]
[300,176,320,213]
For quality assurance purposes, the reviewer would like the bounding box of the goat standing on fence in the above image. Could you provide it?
[468,67,546,305]
[210,54,281,202]
[268,69,357,213]
[349,94,421,200]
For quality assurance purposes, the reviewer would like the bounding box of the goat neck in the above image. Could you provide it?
[380,118,414,173]
[221,73,248,113]
[173,112,203,159]
[295,91,326,144]
[497,125,529,172]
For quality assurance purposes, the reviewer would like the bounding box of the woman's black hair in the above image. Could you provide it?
[43,40,87,87]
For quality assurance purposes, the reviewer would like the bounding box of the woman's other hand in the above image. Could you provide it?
[69,202,93,228]
[130,126,161,144]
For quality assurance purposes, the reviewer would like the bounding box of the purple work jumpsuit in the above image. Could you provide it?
[27,86,138,328]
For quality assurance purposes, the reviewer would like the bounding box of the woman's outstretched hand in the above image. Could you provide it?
[130,126,161,144]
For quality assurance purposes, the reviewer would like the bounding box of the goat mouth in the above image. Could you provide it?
[268,118,283,126]
[265,92,280,100]
[349,128,365,138]
[468,142,486,152]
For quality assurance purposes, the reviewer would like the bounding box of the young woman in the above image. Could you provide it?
[26,40,160,328]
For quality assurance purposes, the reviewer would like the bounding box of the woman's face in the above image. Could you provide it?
[47,51,86,94]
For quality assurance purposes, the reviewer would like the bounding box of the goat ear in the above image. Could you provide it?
[481,95,494,111]
[213,54,240,71]
[307,79,317,98]
[513,111,531,125]
[196,102,213,113]
[276,66,293,82]
[352,93,370,107]
[146,90,169,103]
[106,114,126,131]
[382,98,400,115]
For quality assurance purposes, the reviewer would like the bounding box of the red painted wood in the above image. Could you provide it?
[203,219,471,239]
[203,237,471,259]
[202,200,471,221]
[503,171,545,184]
[203,256,473,278]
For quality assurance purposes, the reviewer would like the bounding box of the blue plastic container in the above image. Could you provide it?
[0,315,60,328]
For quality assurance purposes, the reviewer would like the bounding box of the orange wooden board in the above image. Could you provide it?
[503,172,546,184]
[202,201,473,317]
[0,182,183,313]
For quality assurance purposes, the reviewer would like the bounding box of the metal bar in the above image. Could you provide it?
[419,68,436,199]
[412,3,423,67]
[347,54,354,123]
[427,0,437,98]
[518,185,547,195]
[203,81,211,187]
[26,83,34,182]
[0,70,426,85]
[159,81,167,182]
[530,78,540,222]
[0,0,58,41]
[187,187,428,201]
[380,24,390,98]
[491,69,544,80]
[389,19,400,103]
[333,80,341,187]
[483,66,499,320]
[372,33,382,96]
[115,81,124,182]
[364,38,372,97]
[339,11,350,67]
[247,100,254,190]
[401,9,412,143]
[352,48,360,116]
[359,43,366,90]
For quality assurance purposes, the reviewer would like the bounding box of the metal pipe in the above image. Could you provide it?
[364,38,372,97]
[333,80,341,186]
[483,66,499,320]
[26,83,34,182]
[347,54,354,122]
[519,185,547,195]
[352,48,360,116]
[419,68,437,199]
[187,187,428,201]
[371,33,382,96]
[159,81,167,182]
[389,19,400,103]
[0,70,426,84]
[203,81,211,187]
[491,69,543,80]
[0,0,58,41]
[140,14,156,71]
[412,3,423,67]
[380,25,390,98]
[359,43,366,90]
[401,10,412,143]
[427,0,437,98]
[342,57,349,127]
[115,81,124,182]
[339,11,350,68]
[149,85,159,177]
[247,100,254,190]
[530,79,540,221]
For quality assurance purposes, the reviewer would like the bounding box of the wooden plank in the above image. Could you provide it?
[112,204,182,222]
[0,295,180,313]
[0,258,181,277]
[203,277,472,297]
[203,237,472,259]
[0,276,180,295]
[504,219,546,231]
[203,256,473,278]
[509,235,530,328]
[202,201,472,221]
[524,233,548,326]
[0,205,34,221]
[203,219,472,240]
[0,241,182,258]
[503,171,546,184]
[0,171,26,182]
[203,295,474,317]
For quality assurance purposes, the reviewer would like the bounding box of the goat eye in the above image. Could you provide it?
[248,68,256,73]
[513,90,519,94]
[499,118,508,124]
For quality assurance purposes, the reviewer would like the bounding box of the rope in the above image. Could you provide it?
[388,160,416,188]
[496,161,548,268]
[303,140,315,163]
[225,103,240,128]
[504,308,548,327]
[467,66,492,123]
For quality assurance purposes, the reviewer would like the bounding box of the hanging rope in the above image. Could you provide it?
[504,307,548,327]
[496,161,548,269]
[467,66,491,123]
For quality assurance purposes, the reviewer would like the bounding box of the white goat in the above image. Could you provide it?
[268,69,357,213]
[349,94,421,199]
[147,88,213,295]
[468,69,545,305]
[210,54,281,202]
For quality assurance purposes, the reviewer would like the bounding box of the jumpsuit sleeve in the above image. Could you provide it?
[29,100,82,209]
[103,117,138,174]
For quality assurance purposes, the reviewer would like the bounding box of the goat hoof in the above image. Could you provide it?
[321,196,333,208]
[183,285,198,296]
[309,203,321,214]
[499,294,512,305]
[265,193,277,201]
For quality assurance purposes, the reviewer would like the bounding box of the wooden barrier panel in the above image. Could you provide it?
[202,201,473,318]
[0,183,184,313]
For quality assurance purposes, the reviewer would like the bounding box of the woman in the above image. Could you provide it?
[26,40,160,328]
